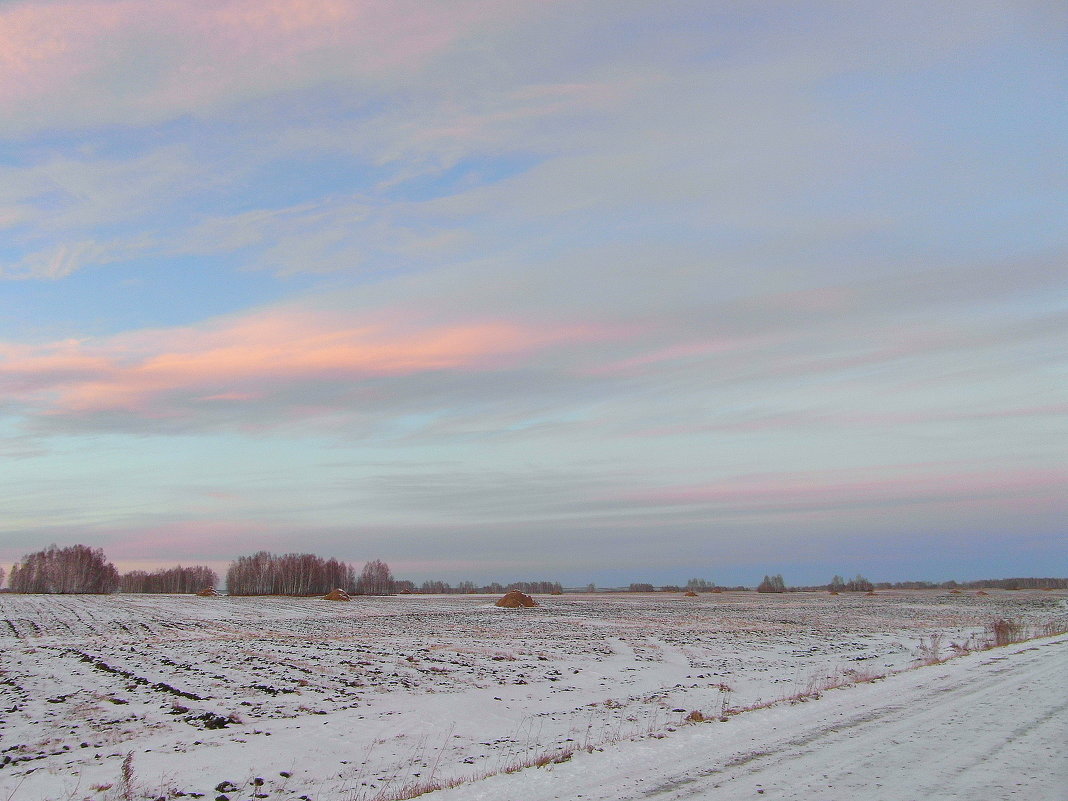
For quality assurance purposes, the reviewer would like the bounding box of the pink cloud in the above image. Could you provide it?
[589,336,763,376]
[630,404,1068,438]
[614,466,1068,515]
[0,2,126,104]
[0,304,607,421]
[0,0,542,129]
[114,519,265,560]
[835,405,1068,426]
[741,285,857,314]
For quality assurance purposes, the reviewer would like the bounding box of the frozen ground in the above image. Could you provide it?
[0,590,1064,800]
[436,631,1068,801]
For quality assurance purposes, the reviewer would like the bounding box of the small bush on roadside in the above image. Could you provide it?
[990,619,1024,647]
[915,633,943,666]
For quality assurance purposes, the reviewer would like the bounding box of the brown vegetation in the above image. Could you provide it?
[323,588,351,601]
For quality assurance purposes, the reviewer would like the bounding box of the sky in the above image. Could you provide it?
[1,0,1065,588]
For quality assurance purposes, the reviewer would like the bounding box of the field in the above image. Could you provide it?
[1,590,1065,800]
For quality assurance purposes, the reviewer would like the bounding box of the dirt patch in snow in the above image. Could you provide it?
[496,591,537,608]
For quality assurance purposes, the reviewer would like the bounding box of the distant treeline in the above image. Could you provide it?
[8,545,119,594]
[398,580,563,595]
[226,551,359,596]
[223,553,398,596]
[4,543,1066,595]
[120,565,218,594]
[624,579,749,592]
[943,577,1068,590]
[778,576,1068,592]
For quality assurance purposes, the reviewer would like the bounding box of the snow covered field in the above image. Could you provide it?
[1,590,1064,800]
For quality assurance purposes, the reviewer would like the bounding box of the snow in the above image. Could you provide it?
[0,590,1064,800]
[436,633,1068,801]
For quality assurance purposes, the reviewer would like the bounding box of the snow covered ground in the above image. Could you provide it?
[436,629,1068,801]
[0,590,1064,800]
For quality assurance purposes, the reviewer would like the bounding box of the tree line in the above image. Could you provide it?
[120,565,219,594]
[753,575,1068,592]
[223,553,398,596]
[4,543,1065,594]
[398,579,563,595]
[226,551,357,596]
[7,545,119,594]
[2,545,552,597]
[950,577,1068,590]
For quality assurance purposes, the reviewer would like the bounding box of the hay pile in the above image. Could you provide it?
[976,590,989,596]
[683,590,699,597]
[495,590,537,608]
[323,588,351,601]
[195,587,219,597]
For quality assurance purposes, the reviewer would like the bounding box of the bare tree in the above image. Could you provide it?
[845,574,873,592]
[686,578,716,592]
[506,580,562,594]
[756,574,786,593]
[9,545,119,594]
[225,551,355,595]
[120,565,218,593]
[410,578,561,595]
[356,559,395,596]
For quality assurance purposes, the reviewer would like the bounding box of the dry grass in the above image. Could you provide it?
[722,615,1068,719]
[986,618,1068,648]
[358,744,576,801]
[365,774,469,801]
[915,633,944,666]
[119,753,134,801]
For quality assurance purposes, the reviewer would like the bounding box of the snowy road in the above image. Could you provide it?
[441,634,1068,801]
